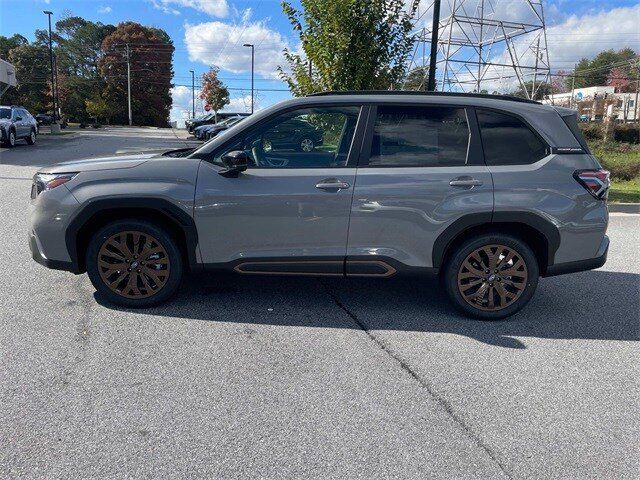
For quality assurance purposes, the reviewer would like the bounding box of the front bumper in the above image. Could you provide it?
[544,235,609,277]
[29,232,77,272]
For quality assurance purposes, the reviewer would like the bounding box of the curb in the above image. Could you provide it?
[608,203,640,214]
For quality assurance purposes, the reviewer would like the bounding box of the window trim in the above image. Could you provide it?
[357,103,485,168]
[201,103,368,170]
[474,106,551,166]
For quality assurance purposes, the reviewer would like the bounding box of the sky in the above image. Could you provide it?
[1,0,639,125]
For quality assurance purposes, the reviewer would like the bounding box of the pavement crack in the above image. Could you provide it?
[320,281,514,479]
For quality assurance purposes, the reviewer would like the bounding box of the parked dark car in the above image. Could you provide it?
[36,113,53,125]
[194,116,245,140]
[187,112,250,133]
[1,105,38,147]
[263,117,323,152]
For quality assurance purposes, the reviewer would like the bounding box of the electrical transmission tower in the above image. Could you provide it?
[407,0,551,99]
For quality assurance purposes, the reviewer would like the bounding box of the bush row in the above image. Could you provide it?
[579,123,640,144]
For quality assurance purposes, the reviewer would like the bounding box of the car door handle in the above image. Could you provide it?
[449,177,483,187]
[315,179,351,191]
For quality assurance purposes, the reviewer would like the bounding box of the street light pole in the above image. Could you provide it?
[126,43,132,126]
[190,70,195,119]
[243,43,254,114]
[43,10,57,125]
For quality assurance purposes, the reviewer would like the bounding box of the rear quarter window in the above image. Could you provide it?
[477,109,548,166]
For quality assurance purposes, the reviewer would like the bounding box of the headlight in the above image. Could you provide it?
[34,172,78,193]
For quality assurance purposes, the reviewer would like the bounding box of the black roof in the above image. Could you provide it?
[307,90,541,105]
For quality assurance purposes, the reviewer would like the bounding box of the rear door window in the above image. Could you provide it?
[476,109,547,165]
[368,105,470,167]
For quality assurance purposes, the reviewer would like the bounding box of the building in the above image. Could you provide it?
[542,86,638,122]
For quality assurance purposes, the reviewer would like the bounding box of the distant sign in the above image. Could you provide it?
[0,59,16,87]
[204,104,211,112]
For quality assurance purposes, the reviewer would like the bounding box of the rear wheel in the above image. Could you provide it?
[26,129,36,145]
[86,220,183,307]
[443,234,539,320]
[299,138,314,152]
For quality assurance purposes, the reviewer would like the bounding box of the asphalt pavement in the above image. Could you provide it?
[1,127,638,479]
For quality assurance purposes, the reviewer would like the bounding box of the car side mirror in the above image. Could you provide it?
[15,116,22,121]
[219,150,249,177]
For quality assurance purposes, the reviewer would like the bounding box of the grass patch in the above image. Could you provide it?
[588,140,639,203]
[609,178,640,203]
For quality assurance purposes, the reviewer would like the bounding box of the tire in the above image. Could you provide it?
[86,220,183,308]
[442,234,539,320]
[26,129,36,145]
[299,138,314,152]
[4,129,16,148]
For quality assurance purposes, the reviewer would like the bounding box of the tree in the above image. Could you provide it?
[85,96,110,123]
[51,16,116,122]
[403,67,429,91]
[200,67,230,112]
[512,81,552,101]
[5,44,51,113]
[99,22,174,126]
[278,0,419,96]
[0,34,28,58]
[606,67,634,93]
[570,48,638,89]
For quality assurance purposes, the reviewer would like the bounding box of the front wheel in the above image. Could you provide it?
[443,234,539,320]
[86,221,183,308]
[4,129,16,147]
[299,138,314,152]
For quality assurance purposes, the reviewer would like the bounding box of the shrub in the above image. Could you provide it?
[580,123,603,141]
[614,124,640,144]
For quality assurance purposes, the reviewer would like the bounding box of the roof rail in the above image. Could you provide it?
[307,90,541,105]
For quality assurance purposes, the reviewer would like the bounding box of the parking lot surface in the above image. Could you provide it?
[1,128,638,478]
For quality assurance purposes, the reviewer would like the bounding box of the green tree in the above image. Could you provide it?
[0,34,28,58]
[5,44,51,113]
[99,22,174,126]
[278,0,419,96]
[512,81,553,101]
[200,67,230,112]
[85,96,110,123]
[570,48,638,89]
[403,67,429,91]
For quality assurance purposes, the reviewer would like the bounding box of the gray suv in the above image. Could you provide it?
[29,92,610,319]
[1,105,38,147]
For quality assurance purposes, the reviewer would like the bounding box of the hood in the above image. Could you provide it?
[0,118,11,126]
[38,152,158,174]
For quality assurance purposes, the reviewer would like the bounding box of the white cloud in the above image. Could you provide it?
[184,19,290,78]
[546,4,640,66]
[97,6,112,14]
[151,0,229,18]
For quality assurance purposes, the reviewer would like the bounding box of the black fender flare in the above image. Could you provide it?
[432,211,561,269]
[66,197,199,273]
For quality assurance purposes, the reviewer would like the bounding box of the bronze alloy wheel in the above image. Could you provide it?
[97,230,170,299]
[457,244,528,312]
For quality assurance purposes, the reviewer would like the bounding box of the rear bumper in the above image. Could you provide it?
[544,235,609,277]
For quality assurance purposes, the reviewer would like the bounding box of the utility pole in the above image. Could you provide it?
[427,0,441,91]
[634,62,639,123]
[43,10,58,128]
[243,43,254,114]
[126,43,132,126]
[189,70,195,119]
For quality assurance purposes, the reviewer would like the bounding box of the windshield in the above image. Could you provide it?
[0,108,10,119]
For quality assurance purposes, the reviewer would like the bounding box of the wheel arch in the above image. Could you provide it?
[66,198,199,274]
[433,212,561,275]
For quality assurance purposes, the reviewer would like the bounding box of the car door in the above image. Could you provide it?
[12,109,25,137]
[346,103,494,273]
[194,104,365,275]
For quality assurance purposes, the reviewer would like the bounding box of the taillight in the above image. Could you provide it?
[573,169,610,199]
